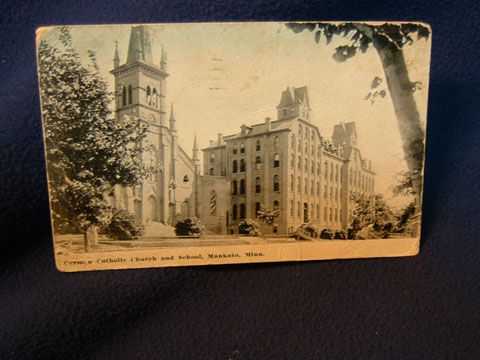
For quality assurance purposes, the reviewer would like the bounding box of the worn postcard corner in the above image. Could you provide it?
[36,21,431,272]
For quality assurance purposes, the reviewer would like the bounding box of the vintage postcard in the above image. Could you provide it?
[36,22,431,272]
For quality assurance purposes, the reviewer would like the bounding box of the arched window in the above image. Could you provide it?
[239,204,246,219]
[152,88,157,108]
[335,165,339,182]
[255,202,261,217]
[311,160,314,174]
[311,180,314,195]
[274,154,280,168]
[291,135,295,149]
[255,177,261,193]
[232,180,238,195]
[297,202,301,218]
[330,186,333,199]
[255,156,261,170]
[232,204,238,220]
[209,168,214,175]
[273,200,279,210]
[335,188,338,201]
[297,177,301,193]
[232,160,238,173]
[240,159,246,172]
[240,144,245,154]
[304,158,308,171]
[122,86,127,106]
[273,175,280,192]
[290,200,294,217]
[305,142,308,154]
[316,205,320,220]
[210,153,215,163]
[316,181,320,196]
[298,139,302,152]
[330,163,334,181]
[128,85,132,105]
[240,179,246,195]
[324,207,327,221]
[183,175,189,183]
[297,156,301,170]
[304,179,308,194]
[317,162,320,175]
[233,146,238,155]
[298,124,303,136]
[274,136,279,148]
[306,128,309,139]
[290,154,295,168]
[256,139,261,151]
[290,175,294,191]
[146,86,151,105]
[324,185,327,199]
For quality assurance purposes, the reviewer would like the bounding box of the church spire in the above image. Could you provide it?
[160,45,167,71]
[113,40,120,68]
[192,133,199,160]
[126,25,153,64]
[169,103,176,132]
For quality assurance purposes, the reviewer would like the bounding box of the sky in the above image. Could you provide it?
[39,22,431,211]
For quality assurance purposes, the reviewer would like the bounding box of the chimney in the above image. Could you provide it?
[217,133,223,146]
[265,117,271,132]
[209,140,215,146]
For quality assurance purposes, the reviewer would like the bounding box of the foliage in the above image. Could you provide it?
[349,193,396,239]
[320,229,334,240]
[38,27,148,234]
[286,22,430,62]
[334,230,347,239]
[298,223,319,238]
[104,209,144,240]
[392,171,414,197]
[396,202,416,233]
[174,217,204,237]
[256,205,281,231]
[238,219,261,236]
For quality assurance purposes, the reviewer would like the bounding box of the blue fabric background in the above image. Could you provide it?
[1,0,479,358]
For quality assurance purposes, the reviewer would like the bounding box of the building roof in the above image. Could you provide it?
[126,26,154,64]
[276,86,310,109]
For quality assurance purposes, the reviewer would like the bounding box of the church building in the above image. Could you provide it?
[110,26,200,231]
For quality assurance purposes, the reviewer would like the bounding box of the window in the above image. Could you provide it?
[232,160,238,173]
[310,180,314,195]
[297,156,301,170]
[232,180,238,195]
[146,86,152,105]
[256,140,261,151]
[290,175,294,191]
[273,175,280,192]
[330,163,334,181]
[335,189,338,201]
[290,154,295,168]
[232,204,238,220]
[324,185,327,199]
[152,88,157,107]
[297,177,301,193]
[255,202,261,217]
[183,175,189,183]
[298,139,302,152]
[233,146,237,155]
[240,159,246,172]
[311,161,314,174]
[209,168,214,175]
[298,124,302,136]
[290,200,294,217]
[240,204,246,219]
[335,208,338,221]
[317,146,321,157]
[316,205,320,220]
[311,145,315,157]
[325,161,328,179]
[291,135,295,149]
[240,179,246,195]
[240,144,245,154]
[304,179,308,194]
[128,85,132,105]
[256,156,261,170]
[304,158,308,172]
[273,200,279,210]
[311,132,315,141]
[297,202,301,218]
[255,177,261,193]
[210,153,215,163]
[274,154,280,168]
[350,169,353,185]
[305,128,309,139]
[316,181,320,196]
[330,187,333,199]
[305,143,308,154]
[274,136,279,148]
[329,207,333,221]
[316,162,320,175]
[335,165,339,182]
[122,86,127,106]
[324,207,327,221]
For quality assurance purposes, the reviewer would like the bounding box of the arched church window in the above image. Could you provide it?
[152,88,157,108]
[122,86,127,106]
[183,175,189,183]
[232,180,238,195]
[291,135,295,149]
[274,154,280,168]
[240,159,246,172]
[240,179,246,195]
[146,86,152,105]
[232,204,238,220]
[128,85,132,105]
[232,160,238,173]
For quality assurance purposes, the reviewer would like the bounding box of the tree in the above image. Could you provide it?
[349,193,396,239]
[38,28,148,251]
[287,22,430,236]
[174,217,204,237]
[256,205,281,234]
[238,219,260,236]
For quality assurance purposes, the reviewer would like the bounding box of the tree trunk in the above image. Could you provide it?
[83,224,99,252]
[373,39,425,237]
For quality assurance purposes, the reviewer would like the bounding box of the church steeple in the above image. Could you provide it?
[169,103,176,132]
[126,25,153,64]
[113,40,120,68]
[192,133,199,161]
